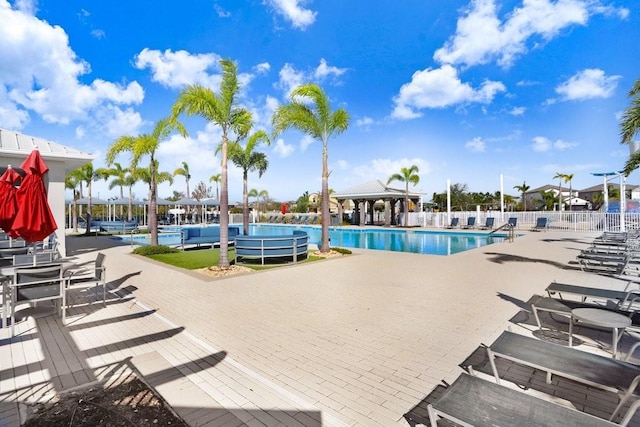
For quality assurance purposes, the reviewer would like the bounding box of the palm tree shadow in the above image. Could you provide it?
[484,252,570,269]
[496,292,530,311]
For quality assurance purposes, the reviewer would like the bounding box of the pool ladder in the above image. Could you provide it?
[489,223,516,242]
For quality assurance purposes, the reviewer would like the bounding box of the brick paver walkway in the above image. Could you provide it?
[2,229,640,426]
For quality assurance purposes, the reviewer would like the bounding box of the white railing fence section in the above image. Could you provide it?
[408,211,640,232]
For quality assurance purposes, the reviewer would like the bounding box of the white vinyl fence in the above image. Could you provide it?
[408,211,640,232]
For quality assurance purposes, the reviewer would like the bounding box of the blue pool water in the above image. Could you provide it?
[121,224,510,256]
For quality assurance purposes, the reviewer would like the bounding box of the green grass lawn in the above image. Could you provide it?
[148,249,235,270]
[146,247,323,270]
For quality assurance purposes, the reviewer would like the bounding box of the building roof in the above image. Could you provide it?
[579,182,639,192]
[526,184,557,194]
[0,127,94,170]
[333,179,423,200]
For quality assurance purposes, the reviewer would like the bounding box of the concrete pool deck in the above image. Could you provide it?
[2,228,640,425]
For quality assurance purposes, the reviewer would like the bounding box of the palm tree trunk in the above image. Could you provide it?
[320,142,330,252]
[128,186,134,222]
[120,186,124,218]
[219,137,230,267]
[242,171,249,235]
[404,183,409,227]
[85,181,92,235]
[569,182,573,212]
[72,197,78,232]
[149,170,158,245]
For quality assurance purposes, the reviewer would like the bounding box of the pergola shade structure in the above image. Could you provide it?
[333,180,423,226]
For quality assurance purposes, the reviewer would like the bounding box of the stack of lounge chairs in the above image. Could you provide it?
[419,229,640,426]
[575,231,640,274]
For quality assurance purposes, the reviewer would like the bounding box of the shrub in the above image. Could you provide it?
[133,245,180,256]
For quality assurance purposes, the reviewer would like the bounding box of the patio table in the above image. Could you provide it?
[570,307,632,359]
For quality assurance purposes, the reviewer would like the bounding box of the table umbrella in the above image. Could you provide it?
[0,166,22,237]
[11,150,58,243]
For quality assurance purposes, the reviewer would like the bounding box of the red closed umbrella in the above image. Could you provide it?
[11,150,58,243]
[281,203,287,215]
[0,166,22,237]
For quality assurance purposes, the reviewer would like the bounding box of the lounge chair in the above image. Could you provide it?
[508,217,517,228]
[484,330,640,422]
[531,217,548,231]
[462,217,476,229]
[576,249,630,273]
[479,217,495,230]
[427,372,624,426]
[445,218,459,229]
[545,281,640,310]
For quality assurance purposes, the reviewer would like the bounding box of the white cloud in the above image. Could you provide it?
[532,136,551,152]
[465,137,486,152]
[299,135,314,152]
[254,62,271,74]
[91,29,106,39]
[266,0,316,30]
[434,0,592,68]
[0,87,29,129]
[553,139,577,150]
[334,159,349,170]
[532,136,577,152]
[391,64,505,120]
[356,116,374,127]
[273,138,295,157]
[214,4,231,18]
[314,58,347,81]
[276,59,347,97]
[101,106,145,138]
[553,68,621,101]
[247,95,279,130]
[351,158,431,181]
[276,63,305,97]
[134,48,222,89]
[0,1,144,128]
[508,106,526,116]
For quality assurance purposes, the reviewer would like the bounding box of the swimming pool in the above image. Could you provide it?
[121,224,511,256]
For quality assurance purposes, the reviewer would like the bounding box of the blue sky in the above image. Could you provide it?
[1,0,638,203]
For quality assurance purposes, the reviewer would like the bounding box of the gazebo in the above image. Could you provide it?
[333,180,423,226]
[0,128,94,257]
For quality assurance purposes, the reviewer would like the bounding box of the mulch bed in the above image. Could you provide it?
[23,375,188,427]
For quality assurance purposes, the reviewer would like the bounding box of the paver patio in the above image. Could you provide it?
[1,229,640,426]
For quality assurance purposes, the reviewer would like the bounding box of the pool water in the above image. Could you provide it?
[122,224,510,256]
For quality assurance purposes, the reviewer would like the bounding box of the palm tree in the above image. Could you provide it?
[622,79,640,175]
[172,58,252,268]
[106,118,185,245]
[174,161,191,199]
[122,169,140,222]
[272,83,350,252]
[539,190,556,210]
[65,170,83,232]
[101,162,129,218]
[563,173,575,211]
[76,162,106,234]
[387,165,420,227]
[209,173,221,201]
[553,172,565,211]
[228,131,270,235]
[513,181,530,211]
[248,188,267,220]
